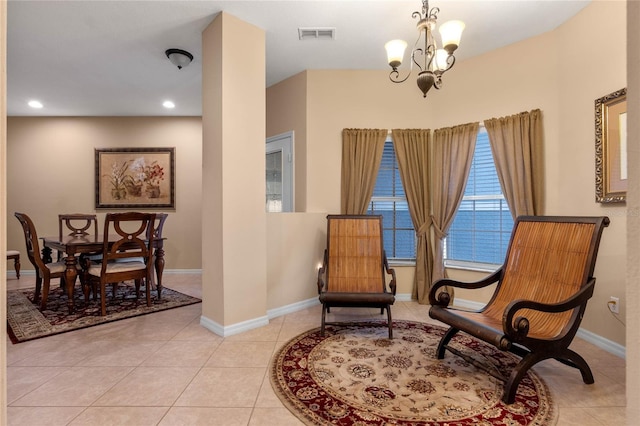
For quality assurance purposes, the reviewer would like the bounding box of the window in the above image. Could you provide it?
[367,139,416,260]
[445,128,514,268]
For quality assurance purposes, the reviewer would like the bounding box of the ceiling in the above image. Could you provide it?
[7,0,590,116]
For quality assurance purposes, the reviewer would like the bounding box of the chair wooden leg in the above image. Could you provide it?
[503,352,548,404]
[13,256,20,278]
[321,304,328,336]
[436,326,459,359]
[135,279,141,299]
[33,274,43,304]
[82,279,91,304]
[557,349,595,384]
[386,305,393,339]
[39,279,51,311]
[100,282,107,316]
[145,278,151,307]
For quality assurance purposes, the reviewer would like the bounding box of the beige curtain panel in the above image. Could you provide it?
[341,128,388,215]
[431,123,479,289]
[392,129,433,304]
[484,109,544,218]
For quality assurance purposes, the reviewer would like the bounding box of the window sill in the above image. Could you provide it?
[388,259,415,267]
[444,261,500,273]
[386,260,501,273]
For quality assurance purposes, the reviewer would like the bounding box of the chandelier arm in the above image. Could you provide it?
[391,29,427,84]
[440,55,456,74]
[428,6,439,20]
[424,43,436,74]
[412,48,425,73]
[433,74,443,89]
[389,69,413,84]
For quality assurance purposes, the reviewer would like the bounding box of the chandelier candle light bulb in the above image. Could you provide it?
[439,20,465,53]
[386,0,464,98]
[385,39,408,69]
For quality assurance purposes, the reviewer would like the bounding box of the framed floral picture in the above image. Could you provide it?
[95,147,175,209]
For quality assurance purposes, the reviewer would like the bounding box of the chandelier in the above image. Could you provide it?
[385,0,465,98]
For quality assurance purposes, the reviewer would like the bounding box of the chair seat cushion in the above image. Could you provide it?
[6,250,20,257]
[88,261,146,276]
[114,257,144,263]
[46,261,81,274]
[320,292,395,306]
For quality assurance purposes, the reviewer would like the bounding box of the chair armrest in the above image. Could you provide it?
[503,278,596,339]
[317,250,328,294]
[428,268,503,306]
[383,254,397,296]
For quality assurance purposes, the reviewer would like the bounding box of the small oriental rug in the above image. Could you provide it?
[271,320,557,426]
[7,284,201,343]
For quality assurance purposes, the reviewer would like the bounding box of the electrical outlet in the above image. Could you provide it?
[608,296,620,314]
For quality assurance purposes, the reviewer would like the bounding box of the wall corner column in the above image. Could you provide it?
[201,12,267,335]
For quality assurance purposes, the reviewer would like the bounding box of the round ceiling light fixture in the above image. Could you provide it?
[28,100,44,109]
[165,48,193,70]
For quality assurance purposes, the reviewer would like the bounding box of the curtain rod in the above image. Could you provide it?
[386,122,486,136]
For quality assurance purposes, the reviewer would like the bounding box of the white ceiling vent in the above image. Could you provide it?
[298,27,336,40]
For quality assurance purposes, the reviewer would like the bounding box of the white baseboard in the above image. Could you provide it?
[200,314,269,338]
[395,293,413,302]
[267,297,320,319]
[165,269,202,274]
[576,327,626,359]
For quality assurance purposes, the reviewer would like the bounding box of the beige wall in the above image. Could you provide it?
[266,213,325,309]
[6,117,203,271]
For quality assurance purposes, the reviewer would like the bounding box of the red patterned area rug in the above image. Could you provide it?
[7,284,201,343]
[270,320,557,426]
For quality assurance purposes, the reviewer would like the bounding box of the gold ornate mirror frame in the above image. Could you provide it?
[595,87,627,203]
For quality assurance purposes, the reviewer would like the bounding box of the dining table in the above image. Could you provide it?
[41,234,166,314]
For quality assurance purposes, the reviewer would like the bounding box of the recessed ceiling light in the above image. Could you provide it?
[163,101,175,109]
[28,100,43,109]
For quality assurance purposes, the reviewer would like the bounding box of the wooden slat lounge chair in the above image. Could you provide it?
[317,215,397,338]
[429,215,610,404]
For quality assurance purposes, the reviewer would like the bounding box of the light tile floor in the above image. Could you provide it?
[6,273,626,425]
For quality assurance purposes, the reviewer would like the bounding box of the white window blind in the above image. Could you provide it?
[367,140,416,260]
[445,128,514,267]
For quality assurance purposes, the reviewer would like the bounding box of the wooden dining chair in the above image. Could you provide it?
[57,213,99,261]
[87,212,156,316]
[15,212,81,311]
[6,250,20,278]
[59,213,98,238]
[113,212,168,290]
